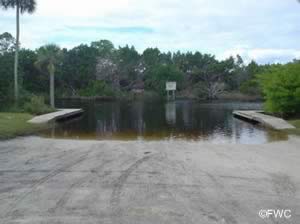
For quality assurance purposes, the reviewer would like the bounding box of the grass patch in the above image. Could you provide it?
[0,113,47,140]
[285,119,300,136]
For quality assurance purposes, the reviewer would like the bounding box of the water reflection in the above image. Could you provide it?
[40,100,288,144]
[165,102,176,125]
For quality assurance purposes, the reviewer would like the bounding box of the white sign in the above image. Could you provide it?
[166,82,176,91]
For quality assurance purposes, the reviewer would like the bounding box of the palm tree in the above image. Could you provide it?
[0,0,36,103]
[35,44,62,108]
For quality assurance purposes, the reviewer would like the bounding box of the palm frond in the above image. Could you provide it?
[0,0,36,13]
[0,0,17,9]
[20,0,36,14]
[36,44,63,74]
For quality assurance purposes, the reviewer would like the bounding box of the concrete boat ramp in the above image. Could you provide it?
[233,110,295,130]
[28,108,83,124]
[1,136,300,224]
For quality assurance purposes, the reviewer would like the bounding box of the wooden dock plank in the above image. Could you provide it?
[233,110,295,130]
[28,108,83,124]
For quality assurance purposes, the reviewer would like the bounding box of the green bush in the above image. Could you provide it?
[240,79,261,95]
[23,95,55,115]
[258,62,300,116]
[145,65,183,95]
[79,80,115,97]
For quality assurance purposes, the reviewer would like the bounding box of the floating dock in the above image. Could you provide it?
[233,110,295,130]
[28,108,83,124]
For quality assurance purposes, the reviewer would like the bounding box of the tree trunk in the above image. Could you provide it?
[49,64,55,108]
[14,3,20,103]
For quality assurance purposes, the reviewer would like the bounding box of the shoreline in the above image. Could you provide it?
[57,96,263,103]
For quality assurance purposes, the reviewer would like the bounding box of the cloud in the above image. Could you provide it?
[220,46,300,64]
[65,26,154,34]
[1,0,300,64]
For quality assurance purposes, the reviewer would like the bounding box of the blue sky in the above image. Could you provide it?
[1,0,300,64]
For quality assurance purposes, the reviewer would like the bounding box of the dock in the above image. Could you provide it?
[28,108,83,124]
[233,110,295,130]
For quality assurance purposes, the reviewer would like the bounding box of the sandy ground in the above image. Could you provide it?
[0,136,300,224]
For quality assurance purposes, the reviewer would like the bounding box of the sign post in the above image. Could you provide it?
[166,82,176,101]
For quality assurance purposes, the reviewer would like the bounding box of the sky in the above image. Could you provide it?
[1,0,300,64]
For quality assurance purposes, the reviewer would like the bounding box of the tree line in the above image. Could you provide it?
[1,34,269,101]
[2,33,299,116]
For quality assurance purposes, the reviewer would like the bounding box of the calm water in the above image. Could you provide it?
[40,100,287,144]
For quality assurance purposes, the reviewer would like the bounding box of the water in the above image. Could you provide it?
[40,99,287,144]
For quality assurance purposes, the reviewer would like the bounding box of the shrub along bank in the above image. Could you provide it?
[258,62,300,117]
